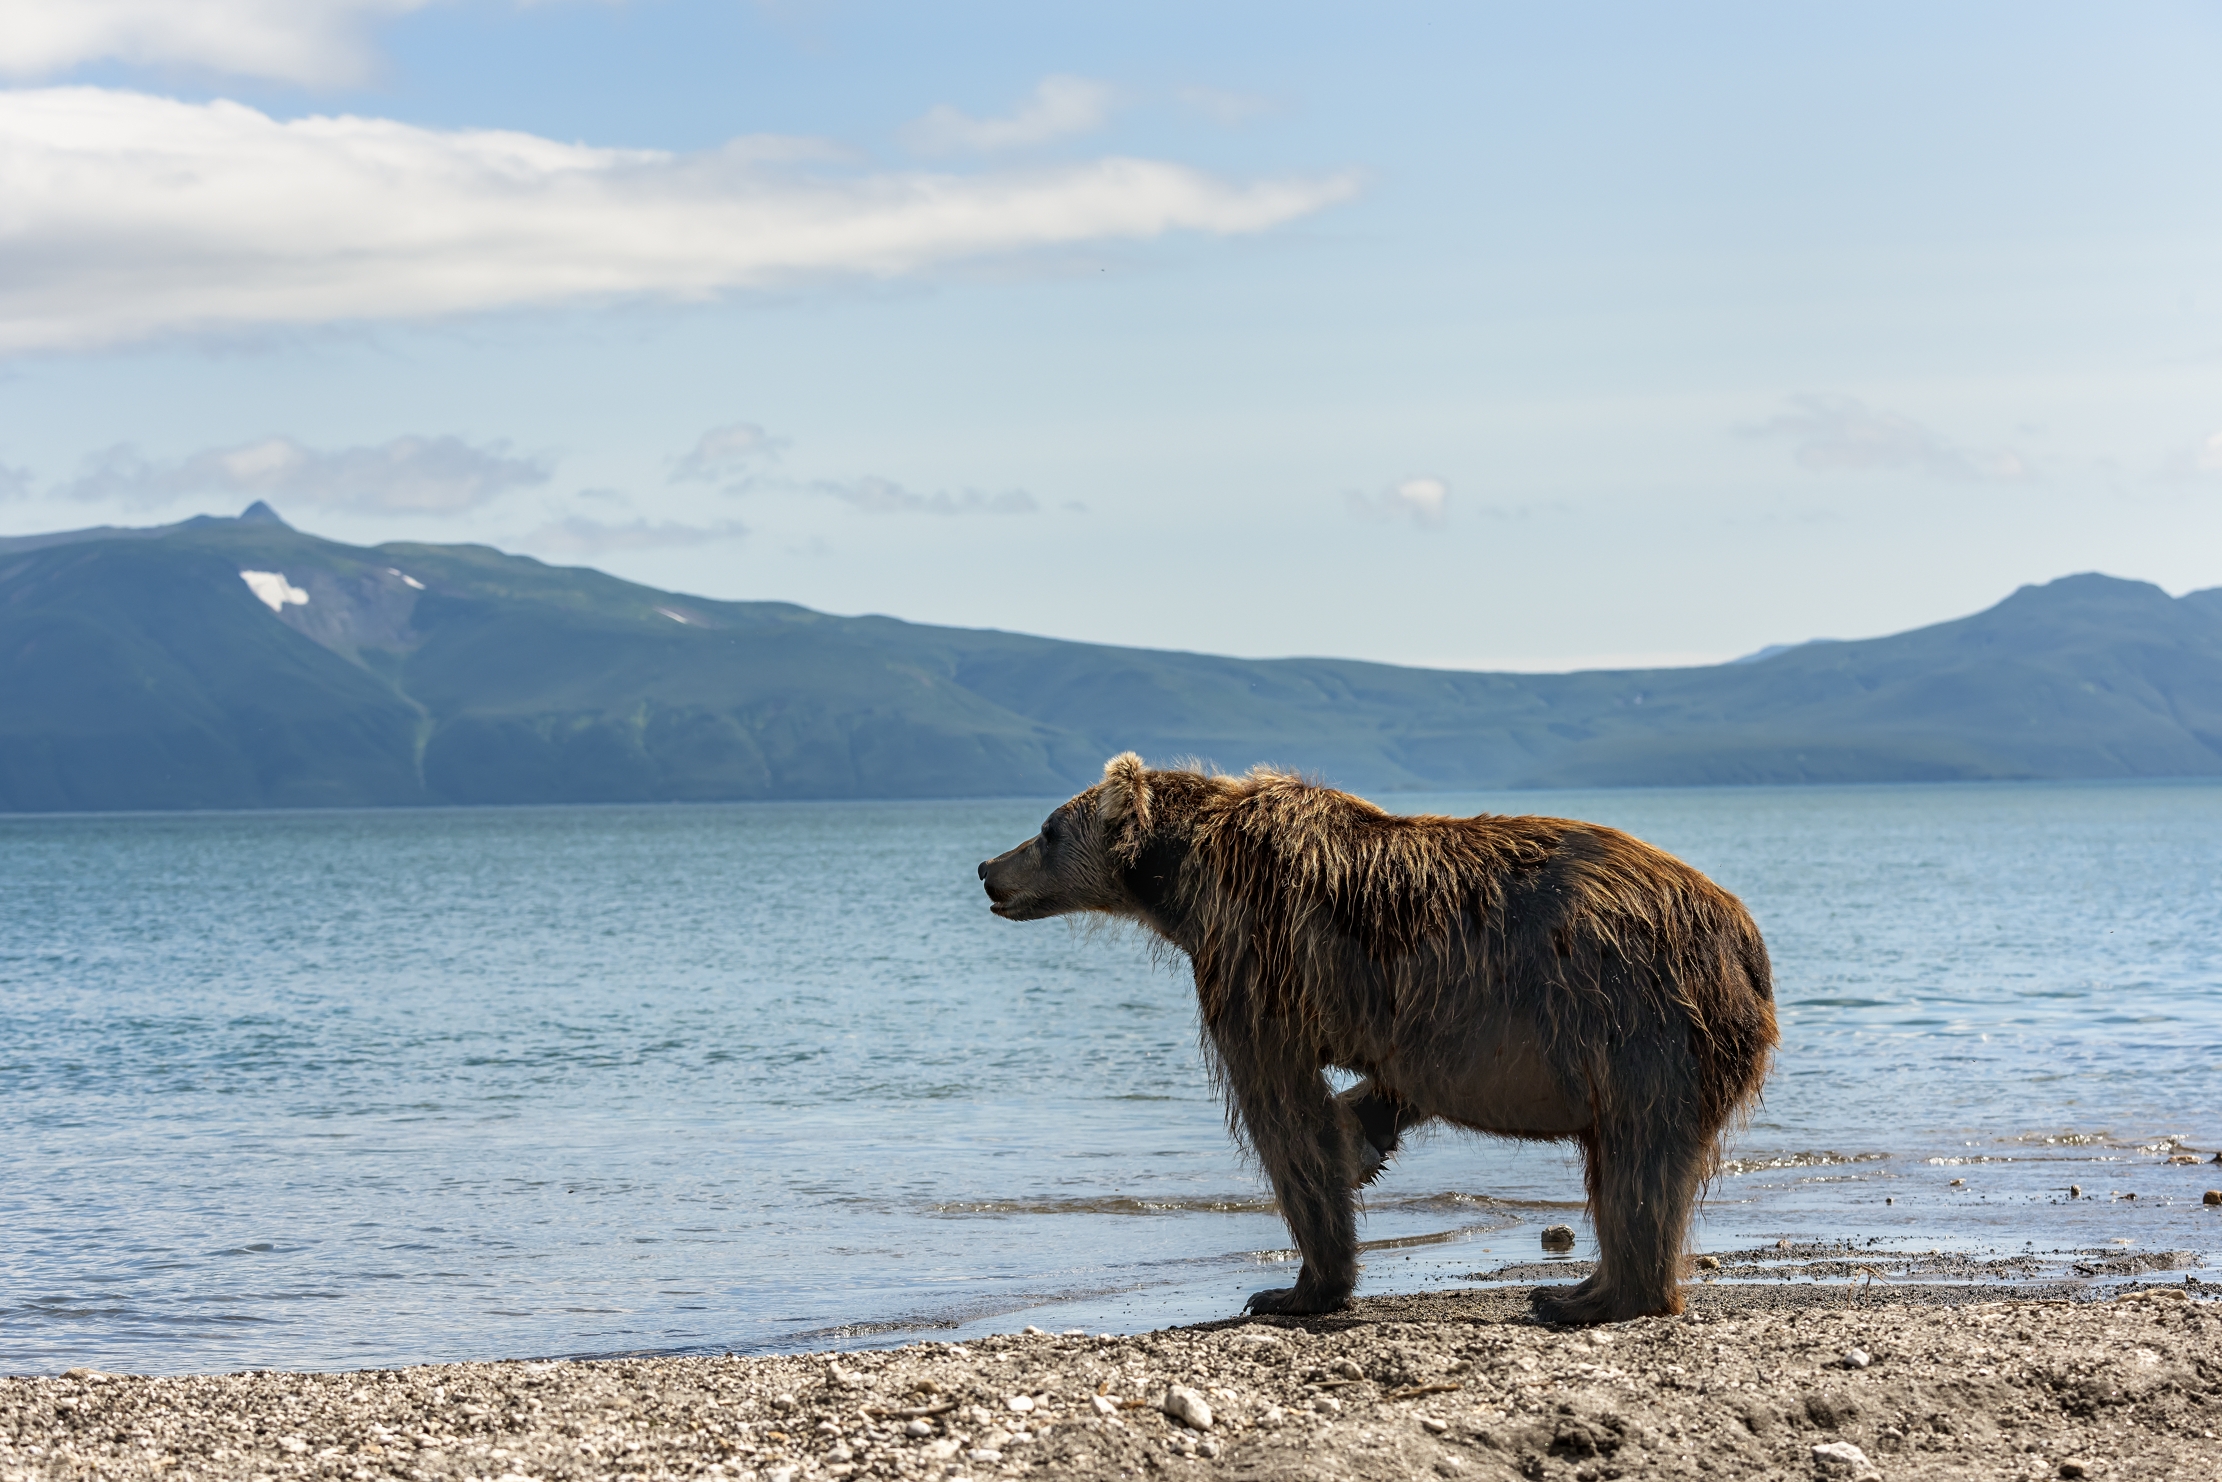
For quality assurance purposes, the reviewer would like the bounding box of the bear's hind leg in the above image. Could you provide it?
[1532,1118,1708,1325]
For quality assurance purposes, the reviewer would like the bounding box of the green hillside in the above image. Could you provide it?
[4,504,2220,810]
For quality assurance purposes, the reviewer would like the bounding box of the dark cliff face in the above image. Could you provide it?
[3,507,2220,811]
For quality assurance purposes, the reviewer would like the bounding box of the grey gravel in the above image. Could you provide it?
[4,1281,2219,1481]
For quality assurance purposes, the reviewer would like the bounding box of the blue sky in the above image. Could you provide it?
[2,2,2219,668]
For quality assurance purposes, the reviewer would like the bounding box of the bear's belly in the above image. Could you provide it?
[1426,1036,1591,1138]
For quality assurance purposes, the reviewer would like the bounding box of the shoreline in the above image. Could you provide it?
[7,1276,2218,1482]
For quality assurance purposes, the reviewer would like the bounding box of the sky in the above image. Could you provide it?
[2,2,2220,670]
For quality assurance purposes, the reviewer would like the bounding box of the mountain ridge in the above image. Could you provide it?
[4,507,2219,811]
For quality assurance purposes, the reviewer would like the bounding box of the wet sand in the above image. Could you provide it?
[5,1264,2218,1482]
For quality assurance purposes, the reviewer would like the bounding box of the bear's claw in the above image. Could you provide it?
[1243,1284,1348,1316]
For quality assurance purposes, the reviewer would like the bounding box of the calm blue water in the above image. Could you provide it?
[3,781,2219,1375]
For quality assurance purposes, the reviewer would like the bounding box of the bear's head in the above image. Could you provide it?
[977,752,1178,922]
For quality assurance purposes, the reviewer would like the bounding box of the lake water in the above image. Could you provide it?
[3,781,2219,1376]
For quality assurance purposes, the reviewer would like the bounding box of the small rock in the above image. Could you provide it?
[279,1436,310,1455]
[967,1448,1003,1464]
[1197,1438,1222,1458]
[922,1438,961,1461]
[1842,1348,1872,1369]
[1091,1395,1118,1416]
[1312,1395,1342,1414]
[1006,1394,1035,1414]
[827,1444,853,1462]
[905,1419,934,1437]
[2169,1153,2200,1164]
[1163,1384,1214,1431]
[1420,1416,1449,1434]
[1540,1224,1577,1251]
[1812,1440,1873,1472]
[2059,1461,2092,1479]
[60,1367,103,1381]
[2204,1189,2221,1206]
[1693,1254,1721,1271]
[767,1469,796,1482]
[1262,1405,1285,1423]
[771,1394,798,1412]
[979,1428,1013,1450]
[2070,1185,2082,1198]
[1950,1178,1965,1186]
[816,1420,842,1434]
[1023,1325,1045,1335]
[1330,1358,1364,1380]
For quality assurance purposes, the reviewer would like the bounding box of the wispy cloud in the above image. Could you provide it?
[1746,395,2029,481]
[1176,86,1278,127]
[518,515,749,556]
[0,88,1359,355]
[60,434,548,513]
[0,0,433,87]
[0,88,1350,355]
[0,461,29,501]
[1346,476,1448,529]
[901,75,1115,155]
[2160,430,2222,481]
[814,477,1038,515]
[671,421,787,487]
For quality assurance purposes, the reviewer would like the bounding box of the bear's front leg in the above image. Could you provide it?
[1212,1026,1361,1316]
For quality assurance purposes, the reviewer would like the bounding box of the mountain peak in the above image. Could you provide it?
[238,501,290,528]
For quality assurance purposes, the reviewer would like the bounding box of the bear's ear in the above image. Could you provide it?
[1097,751,1152,860]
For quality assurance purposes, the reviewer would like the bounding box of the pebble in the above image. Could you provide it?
[2070,1185,2082,1198]
[1091,1394,1118,1415]
[1420,1416,1449,1434]
[905,1419,934,1436]
[1842,1347,1872,1369]
[2059,1461,2091,1479]
[1006,1394,1036,1413]
[2204,1189,2221,1206]
[1950,1177,1965,1186]
[1693,1255,1722,1270]
[1330,1357,1364,1380]
[1812,1439,1873,1472]
[1163,1384,1214,1431]
[1540,1224,1577,1251]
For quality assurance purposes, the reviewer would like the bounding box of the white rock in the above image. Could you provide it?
[923,1439,961,1461]
[278,1436,310,1455]
[1006,1394,1036,1413]
[1842,1347,1873,1369]
[1163,1384,1214,1431]
[1420,1416,1450,1434]
[1024,1325,1046,1334]
[967,1448,1003,1464]
[1262,1405,1285,1423]
[905,1419,934,1437]
[770,1394,798,1412]
[1091,1395,1118,1415]
[1812,1440,1874,1472]
[1197,1438,1222,1458]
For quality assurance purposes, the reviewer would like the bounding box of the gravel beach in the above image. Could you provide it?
[8,1256,2220,1482]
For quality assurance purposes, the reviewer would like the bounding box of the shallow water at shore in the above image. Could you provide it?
[2,781,2218,1374]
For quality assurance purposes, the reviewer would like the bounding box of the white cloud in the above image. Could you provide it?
[815,477,1037,515]
[61,434,548,512]
[1347,476,1448,529]
[901,75,1116,155]
[1746,395,2029,481]
[2160,430,2222,480]
[0,461,29,500]
[1176,86,1278,127]
[0,88,1357,355]
[518,516,748,555]
[0,0,433,87]
[671,421,786,486]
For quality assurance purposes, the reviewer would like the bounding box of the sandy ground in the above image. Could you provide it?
[6,1264,2219,1482]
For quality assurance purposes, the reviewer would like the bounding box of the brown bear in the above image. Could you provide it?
[978,754,1777,1324]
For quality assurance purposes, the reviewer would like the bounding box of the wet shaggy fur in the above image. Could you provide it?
[978,755,1777,1324]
